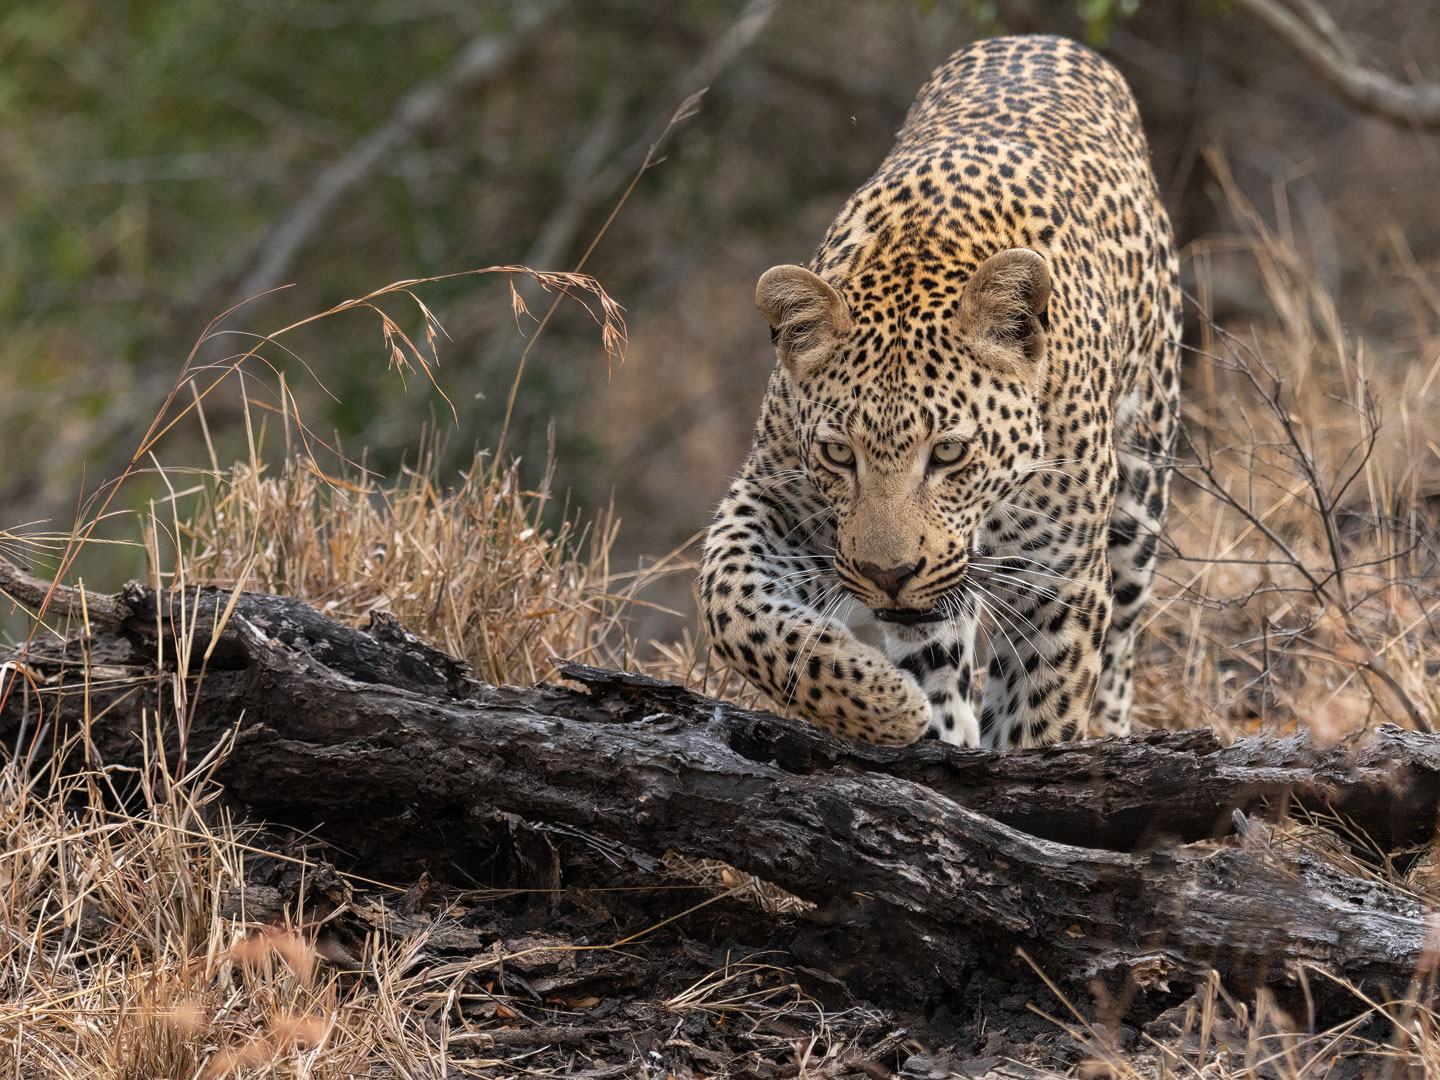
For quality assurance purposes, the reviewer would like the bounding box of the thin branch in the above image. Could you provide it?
[232,1,564,305]
[518,0,783,280]
[0,556,125,626]
[519,92,627,276]
[1275,0,1359,65]
[1232,0,1440,130]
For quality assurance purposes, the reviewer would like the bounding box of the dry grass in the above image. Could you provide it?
[1038,966,1440,1079]
[14,261,627,685]
[6,160,1440,1075]
[26,257,655,691]
[0,735,450,1077]
[1131,154,1440,743]
[171,440,656,687]
[0,738,883,1076]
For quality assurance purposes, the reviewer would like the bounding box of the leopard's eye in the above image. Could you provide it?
[820,441,855,468]
[930,440,966,466]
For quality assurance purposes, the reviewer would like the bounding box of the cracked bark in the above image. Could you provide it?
[2,568,1436,1020]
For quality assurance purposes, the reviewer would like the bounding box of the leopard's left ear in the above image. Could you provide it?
[960,248,1051,365]
[756,265,853,381]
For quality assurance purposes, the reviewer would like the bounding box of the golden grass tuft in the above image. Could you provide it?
[1128,155,1440,742]
[1047,965,1440,1079]
[171,438,655,687]
[0,737,449,1077]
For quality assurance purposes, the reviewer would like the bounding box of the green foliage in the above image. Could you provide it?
[1076,0,1142,44]
[4,2,920,549]
[0,3,555,525]
[5,0,1423,610]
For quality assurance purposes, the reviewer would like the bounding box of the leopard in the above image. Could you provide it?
[697,34,1180,748]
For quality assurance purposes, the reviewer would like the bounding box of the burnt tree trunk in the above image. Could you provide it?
[2,565,1437,1022]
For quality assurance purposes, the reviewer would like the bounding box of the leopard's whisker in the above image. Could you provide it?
[771,568,830,590]
[970,582,1060,689]
[1016,456,1085,473]
[970,567,1083,612]
[970,554,1083,586]
[779,504,837,547]
[780,583,849,709]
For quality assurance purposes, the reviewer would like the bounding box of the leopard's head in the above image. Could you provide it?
[757,247,1051,632]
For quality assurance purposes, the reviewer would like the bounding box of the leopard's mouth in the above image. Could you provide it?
[873,606,946,626]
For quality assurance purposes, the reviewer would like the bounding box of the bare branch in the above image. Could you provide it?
[0,556,125,626]
[1276,0,1359,65]
[1232,0,1440,130]
[10,586,1440,1017]
[520,0,782,277]
[232,1,564,306]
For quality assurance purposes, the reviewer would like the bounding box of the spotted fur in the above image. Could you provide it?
[698,35,1180,747]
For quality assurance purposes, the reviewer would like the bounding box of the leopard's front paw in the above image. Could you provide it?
[866,667,933,745]
[798,658,931,746]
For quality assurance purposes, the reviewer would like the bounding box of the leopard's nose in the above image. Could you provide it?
[857,561,918,599]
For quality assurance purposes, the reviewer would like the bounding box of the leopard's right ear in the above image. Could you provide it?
[959,248,1051,368]
[756,265,852,381]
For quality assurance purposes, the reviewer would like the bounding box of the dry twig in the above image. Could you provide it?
[1233,0,1440,129]
[233,1,566,304]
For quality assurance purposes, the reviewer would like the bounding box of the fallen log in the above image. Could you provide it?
[6,560,1437,855]
[560,662,1440,853]
[1,564,1437,1020]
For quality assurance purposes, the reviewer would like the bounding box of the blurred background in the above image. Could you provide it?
[2,0,1437,649]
